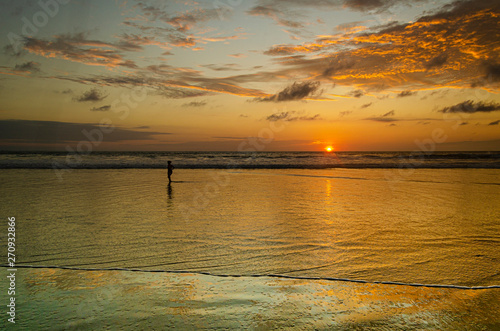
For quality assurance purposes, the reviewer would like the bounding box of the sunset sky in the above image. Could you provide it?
[0,0,499,151]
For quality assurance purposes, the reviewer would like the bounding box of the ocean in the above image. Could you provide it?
[1,151,500,169]
[1,151,499,329]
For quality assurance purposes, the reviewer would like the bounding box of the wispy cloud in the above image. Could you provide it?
[365,116,399,122]
[13,61,41,73]
[247,5,304,29]
[166,8,232,32]
[126,5,235,50]
[343,0,429,12]
[57,69,269,99]
[255,81,321,102]
[200,63,241,71]
[90,105,111,112]
[365,110,398,122]
[348,89,364,98]
[437,100,500,113]
[397,90,416,98]
[20,33,138,68]
[488,119,500,125]
[266,111,321,121]
[74,88,108,102]
[182,100,207,107]
[247,0,429,29]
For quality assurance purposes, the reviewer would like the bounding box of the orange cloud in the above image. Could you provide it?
[22,35,136,68]
[263,0,500,92]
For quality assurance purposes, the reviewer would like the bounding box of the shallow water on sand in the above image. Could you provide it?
[1,168,499,287]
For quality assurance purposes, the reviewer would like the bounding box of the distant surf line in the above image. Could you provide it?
[3,265,499,290]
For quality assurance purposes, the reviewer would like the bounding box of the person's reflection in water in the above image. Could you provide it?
[167,182,173,199]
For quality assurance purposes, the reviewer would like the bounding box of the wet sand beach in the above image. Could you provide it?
[1,267,499,330]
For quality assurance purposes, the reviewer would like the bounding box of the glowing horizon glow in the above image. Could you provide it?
[325,146,334,152]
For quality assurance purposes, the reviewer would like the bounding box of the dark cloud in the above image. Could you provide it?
[364,110,397,122]
[266,111,321,121]
[255,81,321,102]
[182,101,207,107]
[483,61,500,83]
[266,112,289,121]
[90,105,111,112]
[322,60,355,78]
[437,100,500,113]
[471,61,500,89]
[212,136,247,140]
[0,119,170,145]
[117,33,161,51]
[370,20,401,32]
[167,34,196,47]
[397,90,416,98]
[361,102,372,108]
[74,89,108,103]
[156,87,210,99]
[348,89,364,98]
[424,53,448,69]
[13,61,40,73]
[488,120,500,126]
[365,117,398,122]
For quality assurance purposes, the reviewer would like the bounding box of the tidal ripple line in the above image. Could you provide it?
[2,264,499,290]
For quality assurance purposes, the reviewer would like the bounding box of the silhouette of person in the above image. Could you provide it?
[167,160,174,183]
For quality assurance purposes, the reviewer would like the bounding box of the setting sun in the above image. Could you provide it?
[325,146,334,152]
